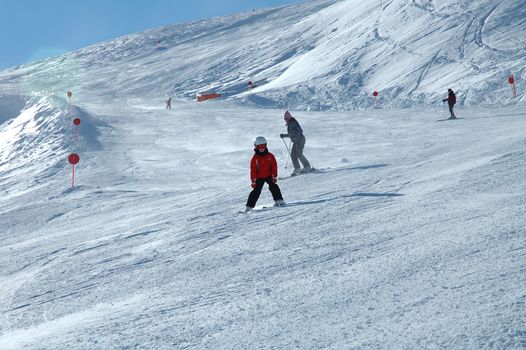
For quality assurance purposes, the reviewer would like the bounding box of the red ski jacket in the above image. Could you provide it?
[250,149,278,181]
[443,90,456,105]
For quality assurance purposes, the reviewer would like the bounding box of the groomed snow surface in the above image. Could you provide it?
[0,96,525,349]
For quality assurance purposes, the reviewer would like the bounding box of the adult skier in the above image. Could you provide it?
[165,97,172,110]
[244,136,285,212]
[442,89,456,119]
[280,111,312,176]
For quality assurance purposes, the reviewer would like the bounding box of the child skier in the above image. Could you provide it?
[244,136,285,212]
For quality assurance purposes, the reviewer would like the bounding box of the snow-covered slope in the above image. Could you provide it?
[1,98,525,349]
[1,0,525,110]
[0,0,525,349]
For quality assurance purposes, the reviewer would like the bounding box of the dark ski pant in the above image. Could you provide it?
[246,177,283,208]
[291,136,311,171]
[448,103,456,118]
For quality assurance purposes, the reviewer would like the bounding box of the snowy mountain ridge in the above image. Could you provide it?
[1,0,525,110]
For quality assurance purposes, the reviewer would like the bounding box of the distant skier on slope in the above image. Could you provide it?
[442,89,456,119]
[165,97,172,110]
[244,136,285,213]
[280,111,312,176]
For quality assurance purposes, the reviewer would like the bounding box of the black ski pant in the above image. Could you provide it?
[291,136,311,171]
[448,103,456,118]
[246,177,283,208]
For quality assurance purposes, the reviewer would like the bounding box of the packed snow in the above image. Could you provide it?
[1,0,525,349]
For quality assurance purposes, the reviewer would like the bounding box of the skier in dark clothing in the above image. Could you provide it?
[244,136,285,212]
[280,111,312,176]
[165,97,172,110]
[442,89,456,119]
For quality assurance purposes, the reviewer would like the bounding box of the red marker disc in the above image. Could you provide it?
[68,153,80,165]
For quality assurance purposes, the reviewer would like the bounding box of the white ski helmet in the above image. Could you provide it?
[254,136,267,146]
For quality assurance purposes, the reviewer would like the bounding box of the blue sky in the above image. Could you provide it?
[0,0,302,69]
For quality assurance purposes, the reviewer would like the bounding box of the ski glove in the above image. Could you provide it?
[279,133,287,138]
[273,177,278,184]
[251,181,256,189]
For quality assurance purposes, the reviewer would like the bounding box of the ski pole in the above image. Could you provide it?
[282,137,292,169]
